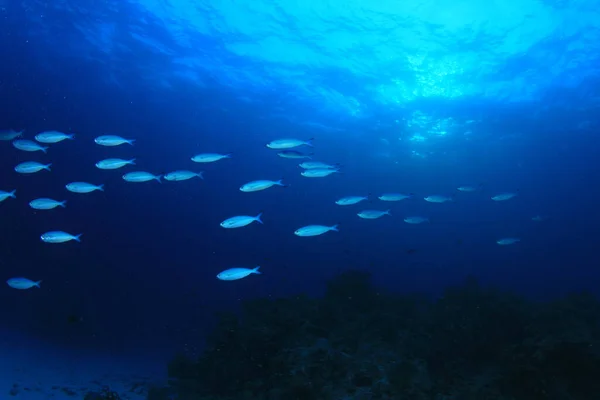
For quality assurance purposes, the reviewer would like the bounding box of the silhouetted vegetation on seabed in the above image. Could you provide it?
[158,271,600,400]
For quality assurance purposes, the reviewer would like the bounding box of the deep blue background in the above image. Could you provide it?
[1,2,599,360]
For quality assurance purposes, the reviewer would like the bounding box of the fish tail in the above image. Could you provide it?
[127,139,136,146]
[60,200,67,208]
[34,280,42,288]
[386,209,392,215]
[252,266,261,274]
[305,138,315,147]
[68,134,75,140]
[42,146,49,153]
[45,163,52,171]
[224,153,232,158]
[9,190,16,198]
[197,171,205,180]
[129,158,136,165]
[97,184,105,191]
[155,175,162,183]
[74,234,82,242]
[331,224,339,232]
[255,212,264,224]
[277,179,288,187]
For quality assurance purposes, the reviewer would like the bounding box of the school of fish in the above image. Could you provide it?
[0,129,539,288]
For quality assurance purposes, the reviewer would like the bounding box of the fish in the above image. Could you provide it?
[95,158,136,170]
[122,171,162,183]
[14,161,52,174]
[94,135,135,146]
[220,213,263,228]
[491,192,518,201]
[0,129,24,141]
[294,224,339,237]
[335,195,369,206]
[35,131,74,143]
[457,184,482,192]
[65,182,104,193]
[277,151,313,159]
[12,139,48,153]
[240,179,286,192]
[497,238,520,245]
[6,277,41,290]
[266,138,314,149]
[379,193,414,201]
[164,170,204,181]
[404,216,429,224]
[424,195,454,203]
[217,266,261,281]
[357,209,391,219]
[0,189,16,202]
[301,168,340,178]
[29,198,66,210]
[41,231,82,243]
[191,153,232,163]
[299,161,339,169]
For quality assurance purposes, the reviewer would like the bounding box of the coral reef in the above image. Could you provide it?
[163,271,600,400]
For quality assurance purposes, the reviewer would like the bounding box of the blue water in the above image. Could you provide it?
[1,0,600,398]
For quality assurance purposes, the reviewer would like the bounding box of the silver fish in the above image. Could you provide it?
[379,193,414,201]
[266,138,314,149]
[40,231,82,243]
[357,209,391,219]
[66,182,104,193]
[164,170,204,181]
[191,153,231,163]
[29,198,66,210]
[220,213,263,228]
[14,161,51,174]
[301,168,340,178]
[497,237,520,245]
[294,224,339,237]
[35,131,74,143]
[122,171,161,183]
[335,195,369,206]
[13,139,48,153]
[277,151,313,159]
[95,158,136,170]
[7,277,41,289]
[240,179,286,192]
[217,266,261,281]
[94,135,135,146]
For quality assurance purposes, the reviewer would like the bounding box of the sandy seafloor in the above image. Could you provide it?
[0,329,167,399]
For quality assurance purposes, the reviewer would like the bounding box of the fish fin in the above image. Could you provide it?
[34,280,42,288]
[305,138,315,147]
[255,212,264,224]
[277,179,288,187]
[224,153,232,158]
[42,146,49,153]
[68,134,75,140]
[129,158,136,165]
[155,175,162,183]
[127,139,136,146]
[45,163,52,171]
[331,224,339,232]
[198,171,205,180]
[97,184,105,191]
[386,209,392,215]
[252,266,261,274]
[60,201,67,208]
[9,190,16,198]
[74,234,82,242]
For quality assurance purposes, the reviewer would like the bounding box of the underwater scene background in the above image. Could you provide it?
[1,0,600,399]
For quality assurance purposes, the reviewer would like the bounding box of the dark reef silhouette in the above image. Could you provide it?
[157,271,600,400]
